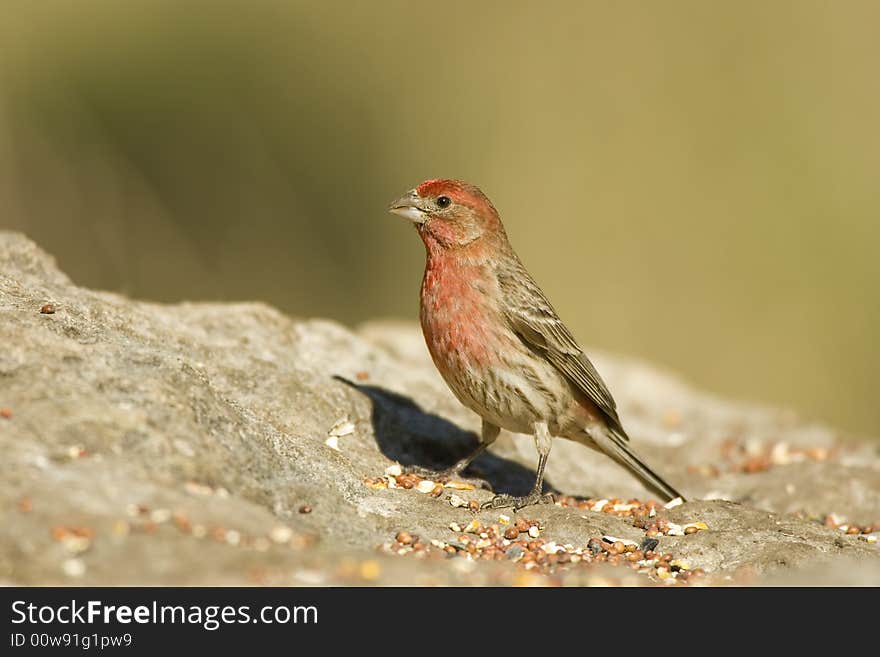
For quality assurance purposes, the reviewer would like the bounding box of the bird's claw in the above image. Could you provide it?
[481,491,554,511]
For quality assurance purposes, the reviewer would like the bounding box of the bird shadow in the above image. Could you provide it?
[334,376,554,497]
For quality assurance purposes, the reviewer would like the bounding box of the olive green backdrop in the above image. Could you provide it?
[2,1,877,436]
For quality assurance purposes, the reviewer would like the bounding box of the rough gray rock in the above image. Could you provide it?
[1,231,878,585]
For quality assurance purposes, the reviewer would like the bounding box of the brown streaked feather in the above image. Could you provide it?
[497,258,626,437]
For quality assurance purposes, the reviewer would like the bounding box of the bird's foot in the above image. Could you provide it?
[481,491,554,511]
[402,465,492,491]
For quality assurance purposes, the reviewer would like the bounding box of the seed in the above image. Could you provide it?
[685,525,699,535]
[395,531,414,545]
[639,537,659,552]
[515,518,529,532]
[61,558,85,577]
[416,480,437,494]
[430,484,444,497]
[846,526,860,535]
[449,494,468,508]
[468,500,480,513]
[528,525,540,538]
[355,371,370,381]
[359,560,381,580]
[298,504,312,514]
[504,527,520,540]
[464,520,482,533]
[269,526,294,543]
[609,541,625,555]
[627,550,643,562]
[40,303,56,314]
[18,497,32,512]
[0,408,12,419]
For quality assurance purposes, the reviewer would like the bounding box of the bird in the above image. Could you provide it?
[387,179,685,510]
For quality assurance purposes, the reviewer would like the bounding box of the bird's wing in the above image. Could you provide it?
[497,264,626,436]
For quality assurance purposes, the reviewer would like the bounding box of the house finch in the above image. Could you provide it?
[388,179,685,510]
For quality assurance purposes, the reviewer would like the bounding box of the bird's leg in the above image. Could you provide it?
[404,420,498,489]
[482,422,555,510]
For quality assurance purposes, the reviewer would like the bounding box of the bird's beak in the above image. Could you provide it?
[387,189,428,225]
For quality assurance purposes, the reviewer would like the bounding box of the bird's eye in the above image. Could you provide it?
[436,196,451,208]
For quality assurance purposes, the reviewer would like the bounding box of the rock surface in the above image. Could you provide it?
[1,231,878,585]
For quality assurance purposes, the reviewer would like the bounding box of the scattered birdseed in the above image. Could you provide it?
[445,481,476,491]
[498,515,511,525]
[355,371,370,381]
[690,439,837,477]
[61,558,86,577]
[381,520,705,585]
[298,504,313,514]
[665,523,685,536]
[184,481,215,496]
[66,445,88,460]
[662,410,682,428]
[149,509,172,523]
[172,513,191,532]
[359,560,381,580]
[328,418,356,437]
[449,494,468,508]
[820,513,878,539]
[664,497,684,509]
[463,519,481,534]
[416,480,436,494]
[269,525,294,544]
[528,525,540,538]
[0,408,12,419]
[40,303,56,314]
[385,463,403,477]
[639,537,659,552]
[324,436,340,451]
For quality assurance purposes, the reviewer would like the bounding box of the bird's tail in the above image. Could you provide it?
[592,427,686,503]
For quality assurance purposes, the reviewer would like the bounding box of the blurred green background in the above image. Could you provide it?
[1,1,877,436]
